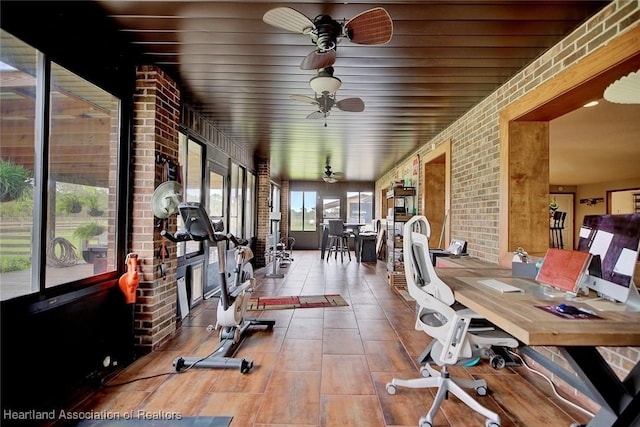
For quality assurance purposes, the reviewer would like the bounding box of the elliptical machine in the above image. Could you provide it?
[162,202,275,373]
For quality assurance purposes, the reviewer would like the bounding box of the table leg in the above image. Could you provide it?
[560,346,640,426]
[320,228,328,260]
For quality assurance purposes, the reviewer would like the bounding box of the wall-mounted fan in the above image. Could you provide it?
[151,181,182,219]
[322,164,343,183]
[263,6,393,70]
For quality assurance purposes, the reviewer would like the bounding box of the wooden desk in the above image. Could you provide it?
[434,256,500,269]
[439,268,640,427]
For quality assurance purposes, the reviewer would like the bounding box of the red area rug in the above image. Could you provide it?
[247,294,348,310]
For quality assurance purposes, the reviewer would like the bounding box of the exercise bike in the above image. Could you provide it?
[162,202,275,373]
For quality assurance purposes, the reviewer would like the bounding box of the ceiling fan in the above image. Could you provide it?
[263,6,393,70]
[290,92,364,124]
[290,68,364,125]
[322,164,343,183]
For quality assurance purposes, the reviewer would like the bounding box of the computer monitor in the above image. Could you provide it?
[577,214,640,306]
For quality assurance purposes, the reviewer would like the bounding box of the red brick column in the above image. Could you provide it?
[130,65,180,352]
[280,180,289,238]
[255,160,271,267]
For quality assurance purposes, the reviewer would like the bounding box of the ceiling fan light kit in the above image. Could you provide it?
[310,74,342,94]
[322,164,343,183]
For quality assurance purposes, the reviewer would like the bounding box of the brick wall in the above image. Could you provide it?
[255,160,271,267]
[130,65,180,352]
[280,180,290,239]
[377,1,639,262]
[375,0,639,407]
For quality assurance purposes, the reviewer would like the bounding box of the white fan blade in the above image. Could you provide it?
[307,111,328,120]
[336,97,365,112]
[263,7,314,34]
[344,7,393,45]
[290,95,318,105]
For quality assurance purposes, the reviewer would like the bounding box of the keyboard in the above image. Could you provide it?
[477,279,524,293]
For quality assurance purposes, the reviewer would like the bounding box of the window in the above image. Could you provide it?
[0,32,37,299]
[322,198,341,220]
[0,30,122,300]
[209,170,225,218]
[177,134,203,257]
[290,191,317,232]
[347,192,373,224]
[229,162,245,237]
[245,171,256,238]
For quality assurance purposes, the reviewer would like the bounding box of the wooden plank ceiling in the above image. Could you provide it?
[6,1,612,183]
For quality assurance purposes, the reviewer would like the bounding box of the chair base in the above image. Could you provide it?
[386,365,501,427]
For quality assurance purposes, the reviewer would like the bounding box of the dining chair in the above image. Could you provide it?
[326,219,351,262]
[550,211,566,249]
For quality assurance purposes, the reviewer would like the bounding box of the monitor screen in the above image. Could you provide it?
[577,214,640,302]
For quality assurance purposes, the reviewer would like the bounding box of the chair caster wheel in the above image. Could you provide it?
[386,383,397,395]
[490,354,506,370]
[476,385,488,396]
[419,417,432,427]
[420,366,431,377]
[485,420,500,427]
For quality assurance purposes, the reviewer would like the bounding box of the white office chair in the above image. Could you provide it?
[386,216,519,427]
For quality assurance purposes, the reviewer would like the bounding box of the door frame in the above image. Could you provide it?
[498,26,640,265]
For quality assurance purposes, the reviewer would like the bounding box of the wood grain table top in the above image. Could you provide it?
[436,265,640,347]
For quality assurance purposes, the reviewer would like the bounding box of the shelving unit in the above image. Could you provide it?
[634,193,640,214]
[385,186,416,274]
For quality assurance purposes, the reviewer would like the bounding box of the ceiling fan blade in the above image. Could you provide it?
[336,97,365,112]
[344,7,393,45]
[263,7,314,34]
[307,111,328,120]
[290,94,318,104]
[300,50,336,70]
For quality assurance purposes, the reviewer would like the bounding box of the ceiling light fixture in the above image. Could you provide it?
[322,176,338,183]
[310,74,341,94]
[309,67,342,94]
[583,100,599,108]
[604,70,640,104]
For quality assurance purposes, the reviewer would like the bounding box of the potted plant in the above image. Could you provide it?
[85,189,104,217]
[0,160,31,203]
[549,197,558,216]
[59,193,83,214]
[74,222,107,263]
